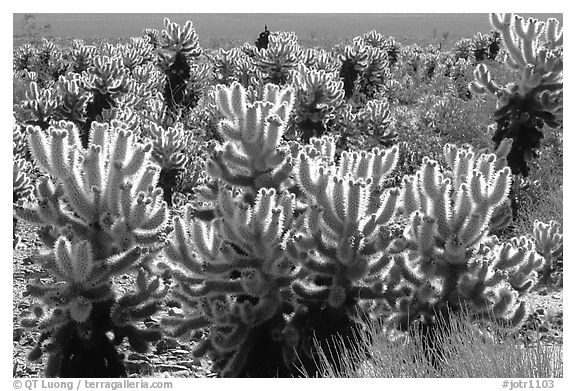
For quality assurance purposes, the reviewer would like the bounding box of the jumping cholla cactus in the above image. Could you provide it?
[454,38,472,60]
[69,42,96,74]
[205,81,295,197]
[158,18,203,115]
[339,37,391,104]
[293,63,345,142]
[533,219,562,284]
[302,48,340,75]
[162,82,300,377]
[391,140,542,331]
[469,13,563,176]
[13,157,34,248]
[255,32,302,86]
[14,121,169,377]
[82,55,131,146]
[143,121,189,206]
[337,98,396,154]
[291,136,404,374]
[23,81,58,130]
[56,74,90,124]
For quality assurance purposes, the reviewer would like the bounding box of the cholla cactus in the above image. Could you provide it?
[302,48,340,74]
[290,137,404,374]
[28,39,67,87]
[392,140,538,330]
[13,158,34,248]
[338,38,371,100]
[361,30,387,49]
[163,82,302,377]
[14,43,36,73]
[143,28,160,49]
[356,99,396,147]
[338,99,396,152]
[206,82,295,197]
[383,36,401,66]
[454,38,472,60]
[533,219,562,284]
[143,121,189,205]
[293,137,401,307]
[212,48,245,86]
[83,55,131,146]
[14,121,169,377]
[293,64,345,142]
[255,32,302,85]
[339,37,391,103]
[471,32,491,62]
[69,42,96,74]
[158,18,203,115]
[56,74,90,124]
[163,187,300,377]
[469,13,563,176]
[23,81,58,129]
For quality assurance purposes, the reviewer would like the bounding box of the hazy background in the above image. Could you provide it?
[12,13,563,47]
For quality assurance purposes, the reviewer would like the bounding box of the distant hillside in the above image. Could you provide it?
[13,13,563,47]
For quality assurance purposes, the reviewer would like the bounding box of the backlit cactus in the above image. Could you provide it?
[158,18,203,115]
[163,187,300,377]
[255,32,302,86]
[82,55,131,146]
[469,13,563,176]
[206,81,295,197]
[143,121,189,205]
[293,64,345,142]
[23,81,58,129]
[14,121,169,377]
[392,140,537,329]
[533,219,562,284]
[163,82,302,376]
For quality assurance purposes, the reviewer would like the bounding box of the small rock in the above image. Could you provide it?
[538,287,548,295]
[127,353,150,362]
[177,359,201,369]
[171,349,190,355]
[155,338,180,354]
[155,364,189,372]
[125,360,154,374]
[552,293,561,299]
[168,308,184,317]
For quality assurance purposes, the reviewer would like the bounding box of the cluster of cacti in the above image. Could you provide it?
[13,13,561,379]
[469,13,563,176]
[14,121,169,377]
[15,39,67,87]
